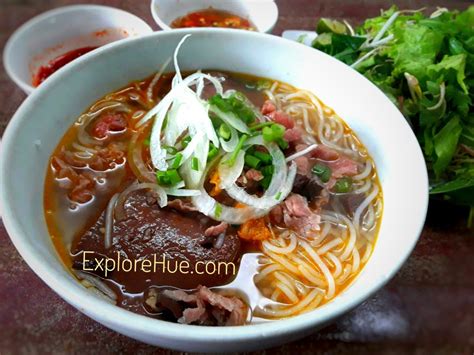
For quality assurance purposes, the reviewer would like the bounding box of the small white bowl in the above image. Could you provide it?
[151,0,278,33]
[3,5,152,94]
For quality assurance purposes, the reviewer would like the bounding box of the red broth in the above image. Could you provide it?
[33,46,98,87]
[171,8,255,30]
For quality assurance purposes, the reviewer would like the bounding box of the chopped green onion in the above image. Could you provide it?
[277,138,289,150]
[209,93,256,124]
[245,154,262,169]
[143,138,150,147]
[156,171,170,185]
[263,124,286,143]
[250,121,275,131]
[156,169,182,186]
[262,165,274,177]
[334,177,353,193]
[215,203,223,218]
[312,163,332,183]
[166,169,182,185]
[275,192,282,200]
[260,175,272,189]
[218,123,231,141]
[227,134,248,166]
[163,145,178,155]
[182,136,191,148]
[207,144,219,161]
[171,153,183,169]
[191,157,200,171]
[253,151,272,164]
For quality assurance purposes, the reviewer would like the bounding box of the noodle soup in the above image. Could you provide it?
[44,40,382,326]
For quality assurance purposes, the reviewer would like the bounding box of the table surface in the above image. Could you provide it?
[1,0,473,354]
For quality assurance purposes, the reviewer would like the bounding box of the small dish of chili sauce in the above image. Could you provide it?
[32,46,99,87]
[171,8,255,30]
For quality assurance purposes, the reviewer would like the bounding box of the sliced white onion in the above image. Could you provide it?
[192,184,269,224]
[219,126,239,152]
[209,106,250,134]
[179,136,209,189]
[218,151,245,189]
[164,188,201,197]
[226,162,297,209]
[104,193,120,249]
[245,136,287,196]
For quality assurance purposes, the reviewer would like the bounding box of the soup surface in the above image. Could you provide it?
[45,58,382,325]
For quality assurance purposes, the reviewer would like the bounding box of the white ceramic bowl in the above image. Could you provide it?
[3,5,152,94]
[151,0,278,33]
[0,29,428,352]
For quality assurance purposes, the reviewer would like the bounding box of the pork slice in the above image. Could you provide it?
[204,222,229,237]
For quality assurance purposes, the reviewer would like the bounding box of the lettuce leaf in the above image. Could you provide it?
[313,5,474,215]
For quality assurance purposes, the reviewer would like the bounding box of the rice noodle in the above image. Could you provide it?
[262,234,298,254]
[317,237,343,255]
[300,240,336,299]
[354,185,380,234]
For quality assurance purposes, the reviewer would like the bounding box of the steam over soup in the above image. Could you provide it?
[44,38,382,326]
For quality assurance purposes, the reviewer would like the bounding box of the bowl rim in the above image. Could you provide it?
[150,0,279,33]
[0,28,429,347]
[2,4,153,94]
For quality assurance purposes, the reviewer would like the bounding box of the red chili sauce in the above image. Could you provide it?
[33,46,98,87]
[171,8,255,30]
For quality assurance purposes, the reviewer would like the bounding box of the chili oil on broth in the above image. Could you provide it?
[44,70,382,323]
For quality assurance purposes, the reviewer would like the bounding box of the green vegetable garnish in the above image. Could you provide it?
[182,136,191,148]
[262,165,274,177]
[218,123,231,141]
[209,92,256,124]
[245,154,262,169]
[317,18,348,35]
[156,169,182,186]
[227,134,248,166]
[334,177,353,193]
[163,145,178,155]
[207,143,219,161]
[253,151,272,164]
[215,203,223,218]
[191,157,200,171]
[250,121,275,131]
[312,5,474,224]
[312,163,332,183]
[263,124,285,142]
[260,175,272,190]
[171,153,183,169]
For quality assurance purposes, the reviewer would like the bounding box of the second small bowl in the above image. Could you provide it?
[3,5,153,95]
[151,0,278,33]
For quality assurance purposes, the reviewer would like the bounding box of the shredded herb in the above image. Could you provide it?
[209,92,256,124]
[312,163,332,183]
[312,6,474,223]
[157,169,182,186]
[191,157,200,171]
[215,203,223,218]
[171,153,183,169]
[245,154,262,169]
[227,134,248,166]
